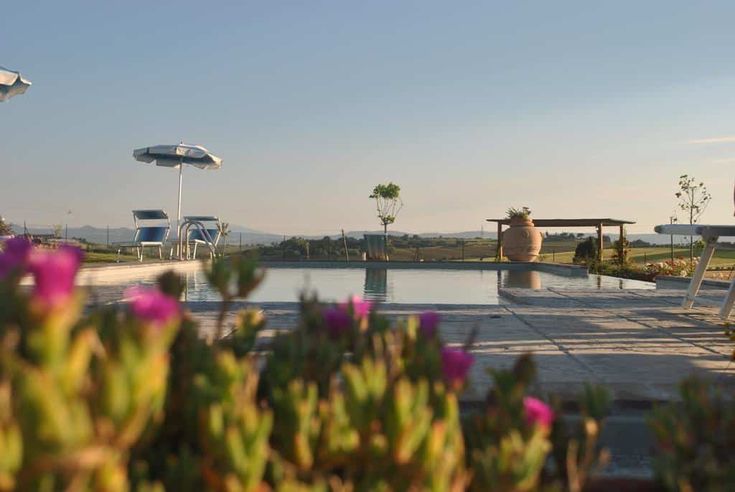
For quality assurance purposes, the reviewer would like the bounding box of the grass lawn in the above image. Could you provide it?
[539,245,735,269]
[77,238,735,274]
[83,250,138,263]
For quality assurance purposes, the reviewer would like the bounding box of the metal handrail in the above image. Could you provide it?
[177,219,218,260]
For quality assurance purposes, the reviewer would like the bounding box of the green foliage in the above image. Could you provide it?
[1,252,472,491]
[573,237,598,265]
[506,207,531,220]
[369,182,403,230]
[0,273,177,490]
[205,256,265,340]
[726,323,735,362]
[464,354,551,492]
[216,222,230,256]
[262,305,468,489]
[675,174,711,224]
[9,247,734,490]
[370,182,401,200]
[591,261,653,282]
[676,174,712,263]
[549,384,612,492]
[0,219,12,236]
[254,236,497,262]
[649,377,735,491]
[612,234,630,265]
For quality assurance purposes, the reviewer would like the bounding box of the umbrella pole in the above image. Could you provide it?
[177,162,183,231]
[176,159,183,259]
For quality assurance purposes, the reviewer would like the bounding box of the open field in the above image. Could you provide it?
[76,238,735,276]
[538,245,735,268]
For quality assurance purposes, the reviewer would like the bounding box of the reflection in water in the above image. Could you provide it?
[182,269,208,302]
[95,266,655,305]
[364,268,388,301]
[503,270,542,289]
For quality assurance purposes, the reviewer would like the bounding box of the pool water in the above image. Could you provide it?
[142,267,654,305]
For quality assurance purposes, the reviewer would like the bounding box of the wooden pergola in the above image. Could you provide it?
[485,218,636,261]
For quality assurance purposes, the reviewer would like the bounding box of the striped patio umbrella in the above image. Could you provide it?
[132,143,222,234]
[0,67,31,102]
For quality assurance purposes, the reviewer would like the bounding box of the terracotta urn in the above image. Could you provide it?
[503,217,543,262]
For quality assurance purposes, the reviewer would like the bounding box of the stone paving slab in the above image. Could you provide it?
[186,288,735,478]
[187,287,735,404]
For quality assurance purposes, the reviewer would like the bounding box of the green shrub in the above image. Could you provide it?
[649,377,735,491]
[13,241,732,491]
[573,238,598,265]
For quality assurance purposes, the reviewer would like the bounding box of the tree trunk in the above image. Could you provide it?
[383,223,388,260]
[689,207,694,264]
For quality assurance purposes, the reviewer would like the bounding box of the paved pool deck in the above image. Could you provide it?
[79,262,734,478]
[189,286,734,404]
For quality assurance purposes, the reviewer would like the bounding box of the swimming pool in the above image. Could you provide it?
[87,264,654,305]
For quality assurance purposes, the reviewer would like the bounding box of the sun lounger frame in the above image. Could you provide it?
[654,224,735,319]
[116,210,171,262]
[177,216,221,260]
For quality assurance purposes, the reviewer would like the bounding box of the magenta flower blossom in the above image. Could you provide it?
[419,311,440,337]
[0,237,32,279]
[323,306,352,339]
[27,245,83,308]
[523,396,555,429]
[125,285,180,327]
[440,347,474,387]
[339,295,372,320]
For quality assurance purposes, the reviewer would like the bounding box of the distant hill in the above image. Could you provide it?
[10,224,135,245]
[342,230,497,240]
[6,223,683,247]
[9,223,284,246]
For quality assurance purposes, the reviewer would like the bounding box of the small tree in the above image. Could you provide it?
[217,222,230,256]
[369,182,403,237]
[573,237,598,265]
[675,175,711,263]
[0,216,13,236]
[612,236,630,266]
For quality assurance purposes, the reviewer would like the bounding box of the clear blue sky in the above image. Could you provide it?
[2,1,734,234]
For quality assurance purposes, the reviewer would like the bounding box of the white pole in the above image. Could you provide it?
[176,158,183,238]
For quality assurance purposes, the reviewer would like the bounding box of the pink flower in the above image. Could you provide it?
[323,306,352,339]
[419,311,440,337]
[0,237,32,279]
[523,396,555,429]
[339,295,372,320]
[27,246,83,308]
[440,347,474,388]
[125,285,180,327]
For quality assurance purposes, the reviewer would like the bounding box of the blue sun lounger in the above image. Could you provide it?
[654,224,735,319]
[116,210,171,262]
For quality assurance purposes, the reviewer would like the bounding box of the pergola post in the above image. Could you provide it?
[496,222,503,261]
[619,224,626,264]
[597,223,604,262]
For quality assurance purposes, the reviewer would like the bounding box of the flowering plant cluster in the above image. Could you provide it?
[645,258,698,278]
[0,243,653,491]
[649,377,735,491]
[0,239,179,491]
